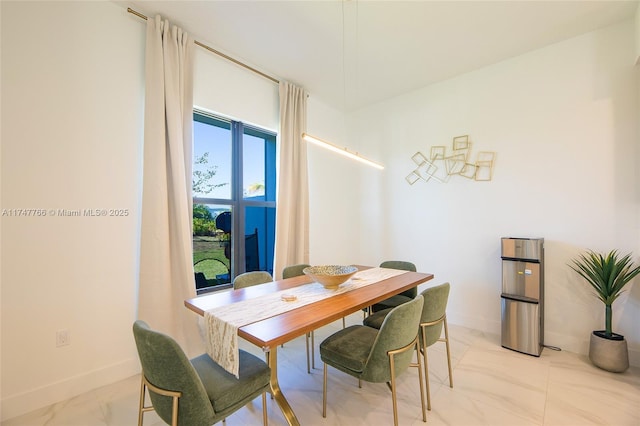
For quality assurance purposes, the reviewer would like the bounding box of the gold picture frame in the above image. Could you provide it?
[453,135,469,150]
[430,146,446,160]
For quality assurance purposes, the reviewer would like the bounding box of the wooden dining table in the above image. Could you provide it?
[184,265,434,426]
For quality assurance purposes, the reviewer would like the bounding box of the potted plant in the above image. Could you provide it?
[569,250,640,373]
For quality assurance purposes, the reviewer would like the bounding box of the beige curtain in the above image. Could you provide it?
[138,15,201,355]
[273,82,309,279]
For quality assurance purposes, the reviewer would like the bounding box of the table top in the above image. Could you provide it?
[185,265,434,350]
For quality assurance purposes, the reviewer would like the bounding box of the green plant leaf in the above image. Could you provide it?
[569,249,640,336]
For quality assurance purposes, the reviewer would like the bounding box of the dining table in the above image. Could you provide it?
[184,264,434,426]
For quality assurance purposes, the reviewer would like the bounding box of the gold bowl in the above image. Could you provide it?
[303,265,358,289]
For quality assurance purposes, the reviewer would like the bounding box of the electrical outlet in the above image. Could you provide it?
[56,329,70,347]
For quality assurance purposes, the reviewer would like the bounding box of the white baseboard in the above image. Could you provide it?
[449,311,501,336]
[542,330,589,356]
[1,358,140,422]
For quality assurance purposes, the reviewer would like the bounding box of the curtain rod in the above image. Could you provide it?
[127,7,279,85]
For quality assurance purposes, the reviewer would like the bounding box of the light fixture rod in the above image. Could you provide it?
[302,133,384,170]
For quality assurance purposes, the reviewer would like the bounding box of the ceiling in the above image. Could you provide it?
[120,1,638,112]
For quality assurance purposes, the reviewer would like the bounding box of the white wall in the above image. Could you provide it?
[1,1,144,421]
[193,47,279,132]
[306,97,376,266]
[341,19,640,365]
[0,1,281,421]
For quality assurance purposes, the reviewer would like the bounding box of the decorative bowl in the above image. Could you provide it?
[303,265,358,289]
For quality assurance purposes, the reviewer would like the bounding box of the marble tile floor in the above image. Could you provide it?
[4,312,639,426]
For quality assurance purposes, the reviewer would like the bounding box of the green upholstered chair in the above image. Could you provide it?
[320,296,427,426]
[282,264,310,280]
[364,282,453,410]
[232,271,273,289]
[370,261,418,313]
[132,320,270,426]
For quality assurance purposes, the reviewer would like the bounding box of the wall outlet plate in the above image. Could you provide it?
[56,329,70,347]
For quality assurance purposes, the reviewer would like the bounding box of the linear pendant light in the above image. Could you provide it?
[299,3,383,171]
[302,133,384,170]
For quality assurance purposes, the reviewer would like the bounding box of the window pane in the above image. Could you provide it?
[193,118,232,199]
[243,133,265,199]
[193,204,232,289]
[243,130,276,202]
[245,205,276,275]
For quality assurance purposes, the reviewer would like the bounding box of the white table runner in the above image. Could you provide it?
[204,267,408,377]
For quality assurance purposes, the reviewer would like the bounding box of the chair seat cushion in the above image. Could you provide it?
[191,349,270,413]
[320,325,378,373]
[363,308,392,329]
[372,294,413,313]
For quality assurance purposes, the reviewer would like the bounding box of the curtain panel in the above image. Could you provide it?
[138,15,201,355]
[273,82,309,279]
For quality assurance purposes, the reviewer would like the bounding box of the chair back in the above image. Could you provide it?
[419,282,451,347]
[233,271,273,289]
[379,260,418,298]
[282,263,311,279]
[362,295,424,383]
[132,320,215,425]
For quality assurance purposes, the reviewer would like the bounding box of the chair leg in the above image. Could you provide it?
[387,337,416,426]
[443,316,454,388]
[311,331,315,370]
[388,352,399,426]
[422,343,432,411]
[342,317,346,328]
[139,375,181,426]
[306,333,311,374]
[414,341,427,422]
[138,377,146,426]
[170,393,179,426]
[266,352,274,400]
[262,391,268,425]
[385,336,425,425]
[322,363,328,418]
[305,331,316,373]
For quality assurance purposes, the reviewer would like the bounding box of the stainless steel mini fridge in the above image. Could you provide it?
[501,237,544,356]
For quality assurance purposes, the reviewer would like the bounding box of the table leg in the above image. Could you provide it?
[266,346,300,426]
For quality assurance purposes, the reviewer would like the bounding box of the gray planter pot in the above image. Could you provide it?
[589,331,629,373]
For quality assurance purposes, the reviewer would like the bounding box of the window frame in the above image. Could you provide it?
[193,110,276,293]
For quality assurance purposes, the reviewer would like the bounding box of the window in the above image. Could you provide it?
[192,111,276,292]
